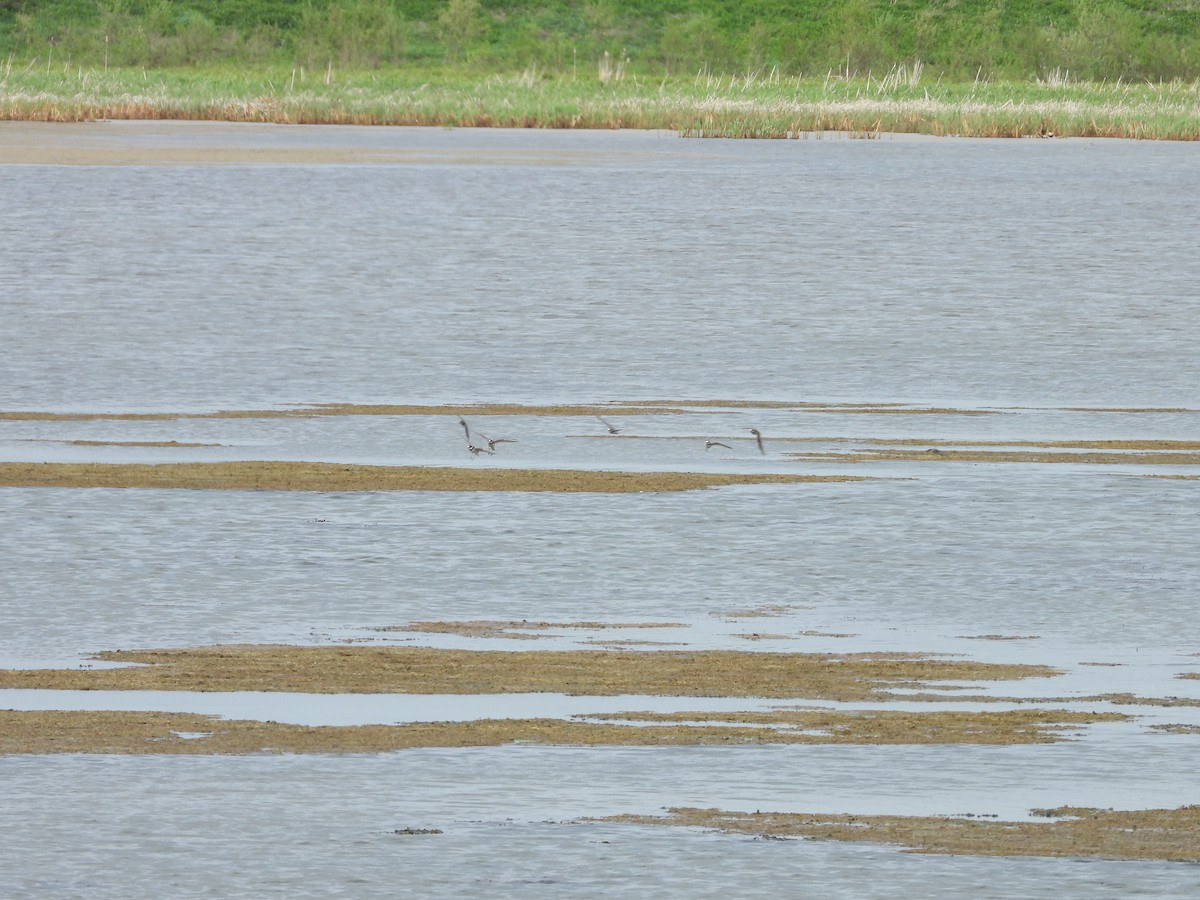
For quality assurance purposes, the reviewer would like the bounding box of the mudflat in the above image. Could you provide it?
[0,461,869,492]
[603,806,1200,862]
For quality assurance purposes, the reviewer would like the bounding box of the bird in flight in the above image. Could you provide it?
[596,416,621,434]
[457,416,471,442]
[466,443,494,457]
[749,428,765,455]
[477,432,517,452]
[705,440,732,451]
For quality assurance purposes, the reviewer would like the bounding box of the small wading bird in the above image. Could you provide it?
[749,428,765,455]
[457,416,471,442]
[476,432,517,452]
[596,416,621,435]
[705,440,732,451]
[466,443,494,457]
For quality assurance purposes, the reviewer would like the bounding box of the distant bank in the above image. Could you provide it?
[2,66,1198,140]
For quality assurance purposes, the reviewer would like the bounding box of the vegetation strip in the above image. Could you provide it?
[0,645,1058,699]
[0,708,1123,756]
[3,69,1200,141]
[0,461,862,493]
[601,806,1200,862]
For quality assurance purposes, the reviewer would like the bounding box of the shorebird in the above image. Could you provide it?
[596,416,621,435]
[477,432,517,452]
[466,443,494,457]
[705,440,732,451]
[457,416,471,442]
[749,428,765,455]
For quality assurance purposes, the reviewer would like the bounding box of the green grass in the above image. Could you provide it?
[1,0,1198,81]
[3,1,1199,139]
[3,63,1199,139]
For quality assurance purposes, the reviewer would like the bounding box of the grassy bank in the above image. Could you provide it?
[2,0,1199,83]
[4,65,1200,138]
[3,1,1200,138]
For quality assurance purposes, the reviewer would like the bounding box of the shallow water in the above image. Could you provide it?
[2,124,1200,896]
[4,751,1200,899]
[2,124,1199,410]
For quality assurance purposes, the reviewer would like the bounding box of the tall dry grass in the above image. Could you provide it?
[2,63,1199,139]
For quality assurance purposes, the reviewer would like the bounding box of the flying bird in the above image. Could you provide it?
[466,443,494,457]
[457,416,471,441]
[596,416,621,435]
[705,440,732,451]
[749,428,765,455]
[477,432,517,452]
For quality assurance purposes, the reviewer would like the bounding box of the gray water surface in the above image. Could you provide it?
[2,125,1198,409]
[2,124,1199,897]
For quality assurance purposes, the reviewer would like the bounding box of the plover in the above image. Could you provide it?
[749,428,765,455]
[705,440,733,451]
[596,416,621,435]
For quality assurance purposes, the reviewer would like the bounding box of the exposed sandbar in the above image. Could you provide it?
[585,708,1122,744]
[0,645,1059,699]
[603,806,1200,862]
[0,707,1122,756]
[616,399,911,409]
[790,448,1200,465]
[0,461,866,493]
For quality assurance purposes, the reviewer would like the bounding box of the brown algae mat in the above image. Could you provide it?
[0,707,1122,756]
[0,646,1058,700]
[0,461,868,493]
[602,806,1200,863]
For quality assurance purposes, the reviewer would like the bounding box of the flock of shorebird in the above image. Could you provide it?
[455,415,766,457]
[458,416,518,457]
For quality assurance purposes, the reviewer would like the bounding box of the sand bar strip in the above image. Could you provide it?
[0,707,1122,756]
[0,646,1059,699]
[602,806,1200,862]
[0,461,870,492]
